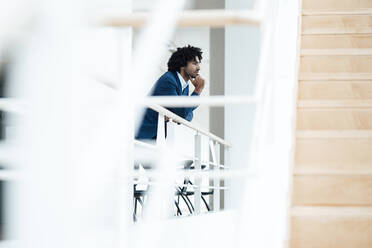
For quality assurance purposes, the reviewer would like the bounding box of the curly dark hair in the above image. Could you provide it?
[167,45,203,72]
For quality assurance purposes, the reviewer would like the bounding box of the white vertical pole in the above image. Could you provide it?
[156,114,166,146]
[166,119,176,147]
[224,146,231,210]
[9,2,83,247]
[194,132,202,214]
[166,118,176,216]
[210,140,220,212]
[142,113,174,220]
[213,142,221,211]
[207,137,212,211]
[117,26,133,248]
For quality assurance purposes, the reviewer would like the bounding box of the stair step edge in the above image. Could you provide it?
[291,206,372,217]
[299,73,372,81]
[298,100,372,108]
[303,29,372,35]
[297,130,372,138]
[301,48,372,56]
[303,9,372,16]
[294,167,372,175]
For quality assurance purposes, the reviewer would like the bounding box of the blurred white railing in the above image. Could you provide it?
[0,0,301,248]
[97,9,262,28]
[134,102,231,216]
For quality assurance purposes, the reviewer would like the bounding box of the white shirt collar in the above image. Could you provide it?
[177,72,189,91]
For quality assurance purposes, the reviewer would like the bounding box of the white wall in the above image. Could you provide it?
[225,0,260,209]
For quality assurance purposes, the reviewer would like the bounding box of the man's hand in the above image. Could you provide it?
[165,116,180,124]
[191,75,205,95]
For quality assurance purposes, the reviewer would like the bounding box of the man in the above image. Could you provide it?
[136,45,205,140]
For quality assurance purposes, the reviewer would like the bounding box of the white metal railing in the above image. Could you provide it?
[147,103,232,148]
[134,102,231,216]
[97,9,262,28]
[0,98,26,114]
[141,95,258,107]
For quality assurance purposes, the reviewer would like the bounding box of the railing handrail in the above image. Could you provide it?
[134,140,229,169]
[98,9,262,28]
[146,103,232,148]
[0,98,26,114]
[141,95,257,107]
[0,97,232,147]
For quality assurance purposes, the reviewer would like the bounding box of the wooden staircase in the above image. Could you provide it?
[290,0,372,247]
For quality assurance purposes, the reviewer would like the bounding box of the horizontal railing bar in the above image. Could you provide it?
[178,162,229,169]
[134,140,229,169]
[302,9,372,16]
[134,140,157,150]
[0,168,245,181]
[0,168,240,181]
[131,169,254,180]
[91,75,255,107]
[175,160,229,169]
[0,143,17,165]
[1,96,232,149]
[0,171,23,180]
[141,95,257,107]
[176,185,229,190]
[134,181,229,190]
[0,98,26,114]
[147,103,232,147]
[98,9,261,28]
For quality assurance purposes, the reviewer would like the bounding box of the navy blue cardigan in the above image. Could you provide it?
[136,71,199,140]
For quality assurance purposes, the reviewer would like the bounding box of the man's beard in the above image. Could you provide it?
[185,70,198,79]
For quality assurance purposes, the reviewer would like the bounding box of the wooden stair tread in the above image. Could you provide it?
[291,206,372,248]
[302,34,372,50]
[296,138,372,167]
[301,48,372,55]
[298,108,372,130]
[300,56,372,74]
[298,100,372,108]
[302,0,372,11]
[303,29,372,35]
[297,130,372,138]
[303,9,372,16]
[302,15,372,35]
[294,167,372,175]
[293,174,372,206]
[300,80,372,84]
[292,206,372,217]
[299,73,372,81]
[298,80,372,100]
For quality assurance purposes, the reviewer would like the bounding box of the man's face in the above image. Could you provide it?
[184,56,200,79]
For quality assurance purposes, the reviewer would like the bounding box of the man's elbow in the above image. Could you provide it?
[185,111,193,122]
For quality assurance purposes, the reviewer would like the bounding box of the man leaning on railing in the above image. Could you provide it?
[136,45,205,140]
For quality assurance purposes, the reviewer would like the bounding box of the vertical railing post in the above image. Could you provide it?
[166,118,176,147]
[143,113,175,219]
[156,114,166,146]
[223,146,230,210]
[213,142,221,211]
[117,26,133,248]
[194,132,202,214]
[210,140,220,212]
